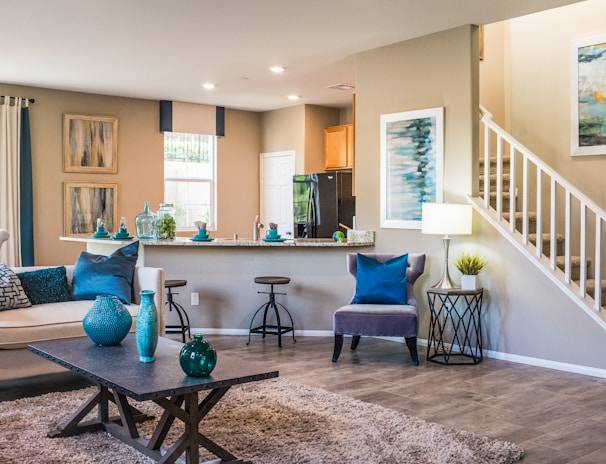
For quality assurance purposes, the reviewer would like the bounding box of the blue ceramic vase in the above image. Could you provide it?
[83,295,132,346]
[136,290,159,362]
[179,333,217,377]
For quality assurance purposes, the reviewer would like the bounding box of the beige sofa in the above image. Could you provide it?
[0,265,164,349]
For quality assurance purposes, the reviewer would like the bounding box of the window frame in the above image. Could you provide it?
[163,132,217,231]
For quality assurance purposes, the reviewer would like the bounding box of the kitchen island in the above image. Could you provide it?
[60,236,375,335]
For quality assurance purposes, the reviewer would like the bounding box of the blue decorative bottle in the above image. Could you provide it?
[136,290,159,362]
[83,295,132,346]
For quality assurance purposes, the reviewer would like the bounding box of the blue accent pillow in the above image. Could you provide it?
[17,266,72,305]
[72,241,139,304]
[352,253,408,305]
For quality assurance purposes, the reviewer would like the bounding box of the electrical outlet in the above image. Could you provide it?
[190,292,199,306]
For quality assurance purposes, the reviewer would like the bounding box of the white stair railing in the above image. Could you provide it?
[470,107,606,328]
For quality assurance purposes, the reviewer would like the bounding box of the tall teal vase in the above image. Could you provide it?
[136,290,159,363]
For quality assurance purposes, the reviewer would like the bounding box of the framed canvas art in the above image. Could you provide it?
[63,114,118,172]
[64,182,118,236]
[380,107,444,229]
[571,34,606,156]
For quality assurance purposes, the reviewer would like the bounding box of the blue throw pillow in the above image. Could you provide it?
[16,266,72,305]
[72,241,139,304]
[352,253,408,305]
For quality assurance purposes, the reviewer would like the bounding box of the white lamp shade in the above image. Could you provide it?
[421,203,472,236]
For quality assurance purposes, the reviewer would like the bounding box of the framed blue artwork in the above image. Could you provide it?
[380,107,444,229]
[571,34,606,156]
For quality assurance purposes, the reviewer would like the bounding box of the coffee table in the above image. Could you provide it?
[28,335,279,464]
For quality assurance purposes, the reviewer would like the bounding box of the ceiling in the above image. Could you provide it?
[0,0,582,112]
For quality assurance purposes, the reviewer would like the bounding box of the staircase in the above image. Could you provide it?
[468,107,606,329]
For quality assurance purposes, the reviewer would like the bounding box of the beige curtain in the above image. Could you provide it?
[0,96,26,266]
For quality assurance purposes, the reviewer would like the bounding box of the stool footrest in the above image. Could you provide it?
[166,324,191,341]
[166,325,190,332]
[250,325,294,336]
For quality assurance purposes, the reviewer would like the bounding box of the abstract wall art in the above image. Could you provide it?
[63,114,118,172]
[64,182,118,236]
[571,34,606,156]
[380,107,444,229]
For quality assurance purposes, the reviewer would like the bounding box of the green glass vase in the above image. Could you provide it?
[179,333,217,377]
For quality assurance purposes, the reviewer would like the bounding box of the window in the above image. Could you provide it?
[164,132,216,230]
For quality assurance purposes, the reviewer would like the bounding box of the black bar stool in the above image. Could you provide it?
[247,276,296,347]
[164,279,191,343]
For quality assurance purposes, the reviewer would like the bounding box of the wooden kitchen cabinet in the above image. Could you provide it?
[324,124,353,170]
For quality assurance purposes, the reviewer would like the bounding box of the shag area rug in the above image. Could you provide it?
[0,377,523,464]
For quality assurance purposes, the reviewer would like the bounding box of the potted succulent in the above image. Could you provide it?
[455,251,487,290]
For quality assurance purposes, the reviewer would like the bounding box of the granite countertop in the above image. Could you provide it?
[141,237,373,247]
[60,236,375,247]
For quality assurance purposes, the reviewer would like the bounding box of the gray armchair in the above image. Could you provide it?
[332,253,426,365]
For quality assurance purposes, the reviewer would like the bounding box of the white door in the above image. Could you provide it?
[260,151,295,238]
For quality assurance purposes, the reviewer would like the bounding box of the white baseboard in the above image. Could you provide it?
[376,336,606,379]
[480,348,606,379]
[191,329,606,379]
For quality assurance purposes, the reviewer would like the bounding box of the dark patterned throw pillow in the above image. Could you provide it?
[16,266,73,305]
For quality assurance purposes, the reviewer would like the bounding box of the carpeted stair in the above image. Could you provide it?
[480,156,606,306]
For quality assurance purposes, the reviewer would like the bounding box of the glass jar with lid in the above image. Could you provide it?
[156,203,176,239]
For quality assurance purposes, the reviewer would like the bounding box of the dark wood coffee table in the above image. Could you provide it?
[28,335,279,464]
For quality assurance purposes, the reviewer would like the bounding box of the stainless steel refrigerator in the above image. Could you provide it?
[293,171,355,238]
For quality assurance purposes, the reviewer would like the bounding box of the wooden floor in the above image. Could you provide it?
[4,334,606,463]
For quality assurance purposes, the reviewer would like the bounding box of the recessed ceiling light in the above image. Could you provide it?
[325,83,356,91]
[202,83,216,89]
[270,66,285,73]
[288,95,300,101]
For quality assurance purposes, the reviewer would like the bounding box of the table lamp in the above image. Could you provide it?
[421,203,473,289]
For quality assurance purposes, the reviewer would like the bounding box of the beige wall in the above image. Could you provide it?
[0,83,164,265]
[261,104,340,174]
[474,1,606,371]
[479,22,509,128]
[355,25,479,241]
[355,24,481,342]
[261,105,306,172]
[216,109,261,236]
[508,0,606,208]
[0,83,261,265]
[303,105,340,173]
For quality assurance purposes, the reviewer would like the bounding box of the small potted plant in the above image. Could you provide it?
[455,251,487,290]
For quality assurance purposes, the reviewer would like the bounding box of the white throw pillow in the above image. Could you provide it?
[0,263,32,310]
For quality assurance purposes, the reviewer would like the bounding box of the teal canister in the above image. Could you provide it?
[83,295,132,346]
[136,290,159,362]
[179,333,217,377]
